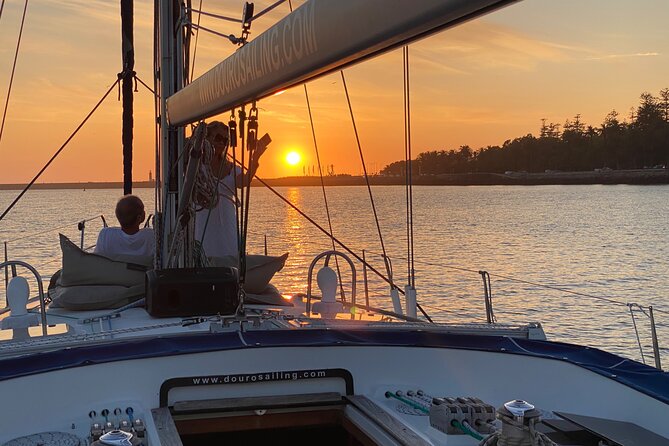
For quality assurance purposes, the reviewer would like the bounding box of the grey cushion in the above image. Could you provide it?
[58,234,150,287]
[49,284,144,311]
[209,253,288,294]
[245,284,293,307]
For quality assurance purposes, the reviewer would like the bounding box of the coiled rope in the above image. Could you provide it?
[188,123,221,211]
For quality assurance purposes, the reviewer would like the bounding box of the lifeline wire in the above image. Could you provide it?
[0,0,29,149]
[3,215,104,244]
[362,247,668,315]
[0,78,121,221]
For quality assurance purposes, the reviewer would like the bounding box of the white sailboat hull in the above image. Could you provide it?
[1,330,667,444]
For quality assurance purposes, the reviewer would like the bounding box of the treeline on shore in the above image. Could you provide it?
[381,89,669,175]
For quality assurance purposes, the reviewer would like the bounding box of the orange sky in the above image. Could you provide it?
[0,0,668,182]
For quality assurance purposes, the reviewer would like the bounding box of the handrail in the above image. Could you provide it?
[0,260,47,336]
[306,250,356,315]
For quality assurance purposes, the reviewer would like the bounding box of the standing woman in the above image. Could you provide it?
[194,121,270,259]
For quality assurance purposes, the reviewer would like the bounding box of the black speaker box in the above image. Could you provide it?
[146,267,239,317]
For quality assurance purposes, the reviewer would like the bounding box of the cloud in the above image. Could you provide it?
[411,20,594,72]
[588,52,660,61]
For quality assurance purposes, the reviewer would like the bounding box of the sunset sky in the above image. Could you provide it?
[0,0,668,182]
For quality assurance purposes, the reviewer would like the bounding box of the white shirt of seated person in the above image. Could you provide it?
[94,227,155,257]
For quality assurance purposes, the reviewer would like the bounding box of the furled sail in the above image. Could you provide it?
[167,0,518,126]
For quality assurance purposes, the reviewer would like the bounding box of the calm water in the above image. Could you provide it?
[0,185,667,364]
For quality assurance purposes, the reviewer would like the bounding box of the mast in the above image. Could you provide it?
[121,0,134,195]
[157,0,186,268]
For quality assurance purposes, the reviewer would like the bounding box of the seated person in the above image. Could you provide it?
[95,195,154,257]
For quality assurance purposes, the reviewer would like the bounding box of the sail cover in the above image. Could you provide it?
[167,0,519,126]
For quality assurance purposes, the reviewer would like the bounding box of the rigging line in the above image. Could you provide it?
[232,157,433,318]
[0,78,121,222]
[288,0,348,302]
[241,106,259,284]
[250,0,286,22]
[238,106,247,280]
[134,75,156,96]
[251,167,398,293]
[340,71,393,284]
[303,83,347,302]
[189,23,237,45]
[288,0,346,302]
[403,47,410,286]
[0,0,29,149]
[153,0,161,217]
[187,7,241,23]
[0,0,5,21]
[403,46,416,288]
[190,0,203,83]
[231,113,241,261]
[183,0,192,86]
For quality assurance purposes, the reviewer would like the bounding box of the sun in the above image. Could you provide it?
[285,151,301,166]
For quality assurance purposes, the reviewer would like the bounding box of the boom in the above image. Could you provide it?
[166,0,518,126]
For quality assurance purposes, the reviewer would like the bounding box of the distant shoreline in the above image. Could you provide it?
[0,169,667,190]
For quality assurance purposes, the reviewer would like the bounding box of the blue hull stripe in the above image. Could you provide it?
[1,329,667,404]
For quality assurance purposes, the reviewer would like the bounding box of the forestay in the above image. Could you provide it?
[166,0,518,126]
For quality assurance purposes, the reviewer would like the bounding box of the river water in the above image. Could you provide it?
[0,185,667,365]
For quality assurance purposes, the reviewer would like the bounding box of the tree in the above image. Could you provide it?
[659,88,669,122]
[379,87,669,174]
